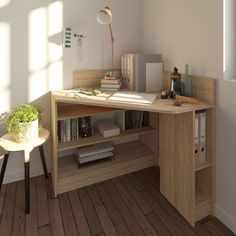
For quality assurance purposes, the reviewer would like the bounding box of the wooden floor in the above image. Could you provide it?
[0,167,234,236]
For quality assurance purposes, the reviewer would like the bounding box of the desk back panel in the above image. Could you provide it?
[73,70,115,88]
[74,70,215,105]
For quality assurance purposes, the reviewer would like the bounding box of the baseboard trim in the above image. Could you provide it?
[3,164,51,185]
[215,204,236,234]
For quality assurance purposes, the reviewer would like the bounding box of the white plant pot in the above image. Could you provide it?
[15,119,39,143]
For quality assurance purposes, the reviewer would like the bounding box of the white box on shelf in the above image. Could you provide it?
[96,120,120,138]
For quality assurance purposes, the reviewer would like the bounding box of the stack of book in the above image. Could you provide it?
[76,142,114,165]
[100,77,122,92]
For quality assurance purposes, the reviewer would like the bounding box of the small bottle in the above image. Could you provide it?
[170,67,184,97]
[182,64,192,97]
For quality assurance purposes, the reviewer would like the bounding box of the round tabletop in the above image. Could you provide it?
[0,128,49,152]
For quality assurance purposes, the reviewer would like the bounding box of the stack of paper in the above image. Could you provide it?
[76,142,114,165]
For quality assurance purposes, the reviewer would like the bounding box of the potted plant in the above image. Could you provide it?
[7,104,41,143]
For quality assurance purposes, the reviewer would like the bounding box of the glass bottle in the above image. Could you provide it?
[182,64,192,97]
[170,67,184,97]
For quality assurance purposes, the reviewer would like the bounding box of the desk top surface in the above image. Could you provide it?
[51,90,213,114]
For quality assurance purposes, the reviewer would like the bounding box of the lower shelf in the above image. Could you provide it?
[57,140,157,194]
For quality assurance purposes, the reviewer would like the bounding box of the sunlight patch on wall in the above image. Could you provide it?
[28,7,47,72]
[28,70,47,102]
[0,22,11,113]
[48,1,63,63]
[48,61,63,90]
[0,0,10,8]
[28,2,63,102]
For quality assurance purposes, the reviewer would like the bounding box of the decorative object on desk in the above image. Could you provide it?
[6,104,41,143]
[175,95,198,104]
[173,98,184,106]
[97,6,115,69]
[182,64,192,97]
[170,67,184,97]
[160,89,169,99]
[96,120,120,138]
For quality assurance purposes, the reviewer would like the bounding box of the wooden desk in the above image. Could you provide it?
[50,89,214,227]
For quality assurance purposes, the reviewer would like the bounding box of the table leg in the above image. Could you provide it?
[25,161,30,214]
[39,145,49,178]
[0,154,9,190]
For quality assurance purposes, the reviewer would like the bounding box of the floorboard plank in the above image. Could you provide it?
[203,220,226,236]
[45,177,65,236]
[113,178,158,236]
[195,222,213,236]
[0,182,16,236]
[25,177,38,236]
[58,193,78,236]
[95,205,118,236]
[12,180,25,236]
[87,185,103,208]
[139,169,198,236]
[127,173,145,192]
[211,217,236,236]
[104,180,145,236]
[68,190,91,236]
[78,187,104,236]
[120,175,152,215]
[0,184,6,222]
[37,176,50,227]
[38,224,52,236]
[0,169,234,236]
[96,183,131,236]
[146,212,172,236]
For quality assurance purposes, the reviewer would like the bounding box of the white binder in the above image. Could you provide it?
[194,114,199,160]
[199,112,206,161]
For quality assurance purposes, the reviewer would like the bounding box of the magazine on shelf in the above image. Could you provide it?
[77,142,114,158]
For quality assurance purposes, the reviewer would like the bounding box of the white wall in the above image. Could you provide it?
[142,0,236,233]
[0,0,142,183]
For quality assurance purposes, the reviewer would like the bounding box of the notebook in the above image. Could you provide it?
[107,91,156,104]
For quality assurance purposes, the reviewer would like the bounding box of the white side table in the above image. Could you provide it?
[0,128,49,213]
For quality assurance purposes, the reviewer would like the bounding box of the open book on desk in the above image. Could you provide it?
[107,91,157,104]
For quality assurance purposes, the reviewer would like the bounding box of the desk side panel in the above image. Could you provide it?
[160,112,195,226]
[50,94,58,196]
[140,112,159,165]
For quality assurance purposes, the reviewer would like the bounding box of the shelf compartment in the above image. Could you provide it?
[57,140,157,194]
[57,103,122,120]
[195,167,213,206]
[195,160,213,172]
[57,126,155,151]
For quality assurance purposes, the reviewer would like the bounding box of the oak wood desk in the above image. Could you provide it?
[50,89,214,226]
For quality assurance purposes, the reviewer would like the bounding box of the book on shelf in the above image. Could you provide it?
[125,110,149,130]
[96,120,120,138]
[78,151,114,164]
[76,142,114,165]
[101,83,122,89]
[77,142,114,158]
[101,78,121,84]
[57,116,93,143]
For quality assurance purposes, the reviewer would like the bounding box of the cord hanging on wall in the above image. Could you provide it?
[74,33,84,63]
